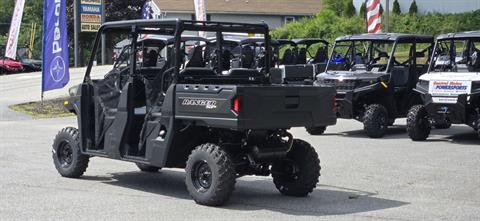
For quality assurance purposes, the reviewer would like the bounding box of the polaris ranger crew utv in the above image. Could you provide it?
[407,31,480,141]
[314,33,434,137]
[271,39,329,85]
[53,19,337,206]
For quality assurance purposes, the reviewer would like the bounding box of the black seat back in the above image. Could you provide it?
[282,49,293,65]
[241,46,255,68]
[186,46,205,68]
[314,47,328,63]
[297,48,307,64]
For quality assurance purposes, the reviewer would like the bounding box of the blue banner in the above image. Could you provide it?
[42,0,70,92]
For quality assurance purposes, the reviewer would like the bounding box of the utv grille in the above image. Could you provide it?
[323,79,357,91]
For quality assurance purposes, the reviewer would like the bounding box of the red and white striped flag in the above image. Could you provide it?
[366,0,382,33]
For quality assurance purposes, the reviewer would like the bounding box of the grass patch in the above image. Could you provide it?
[9,97,74,119]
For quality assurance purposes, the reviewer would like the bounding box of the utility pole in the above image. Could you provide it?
[101,0,106,65]
[385,0,390,33]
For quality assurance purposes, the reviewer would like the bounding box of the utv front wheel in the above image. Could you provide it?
[363,104,388,138]
[305,126,327,135]
[272,139,320,197]
[185,143,236,206]
[52,127,89,178]
[406,105,431,141]
[136,163,161,172]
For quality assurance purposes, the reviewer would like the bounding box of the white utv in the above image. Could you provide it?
[407,31,480,140]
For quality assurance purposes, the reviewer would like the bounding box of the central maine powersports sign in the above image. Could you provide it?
[429,81,472,103]
[80,0,102,32]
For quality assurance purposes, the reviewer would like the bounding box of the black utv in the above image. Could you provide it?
[407,31,480,141]
[314,33,434,137]
[271,39,329,85]
[54,19,337,206]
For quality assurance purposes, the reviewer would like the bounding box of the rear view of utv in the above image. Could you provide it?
[315,33,434,137]
[272,39,329,85]
[52,20,337,206]
[407,31,480,141]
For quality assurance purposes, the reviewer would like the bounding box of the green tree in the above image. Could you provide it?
[409,0,418,15]
[392,0,401,15]
[322,0,349,16]
[344,0,357,18]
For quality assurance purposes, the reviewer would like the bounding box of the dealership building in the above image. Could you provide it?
[150,0,321,29]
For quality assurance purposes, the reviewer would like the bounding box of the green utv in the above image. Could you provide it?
[54,20,337,206]
[314,33,434,137]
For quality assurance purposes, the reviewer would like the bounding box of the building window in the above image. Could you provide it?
[284,16,295,24]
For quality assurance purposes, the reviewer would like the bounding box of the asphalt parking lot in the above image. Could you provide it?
[1,69,480,220]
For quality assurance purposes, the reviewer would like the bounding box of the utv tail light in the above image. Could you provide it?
[232,96,241,114]
[332,96,337,113]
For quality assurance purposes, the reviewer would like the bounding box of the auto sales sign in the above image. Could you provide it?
[429,81,472,97]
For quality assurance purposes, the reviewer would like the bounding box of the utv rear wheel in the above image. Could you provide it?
[363,104,388,138]
[305,126,327,135]
[272,139,320,197]
[407,105,431,141]
[52,127,89,178]
[185,143,236,206]
[136,163,161,172]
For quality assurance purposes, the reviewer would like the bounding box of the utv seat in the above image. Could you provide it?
[313,47,328,63]
[186,46,205,68]
[282,49,293,65]
[241,46,255,68]
[297,48,307,64]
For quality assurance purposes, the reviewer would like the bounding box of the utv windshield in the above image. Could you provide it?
[430,38,480,73]
[326,40,394,73]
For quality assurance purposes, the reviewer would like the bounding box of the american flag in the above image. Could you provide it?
[142,0,153,19]
[366,0,382,33]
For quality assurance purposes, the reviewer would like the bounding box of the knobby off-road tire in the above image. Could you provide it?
[185,143,236,206]
[434,122,451,129]
[52,127,89,178]
[136,163,161,172]
[406,105,431,141]
[305,126,327,135]
[272,139,320,197]
[363,104,389,138]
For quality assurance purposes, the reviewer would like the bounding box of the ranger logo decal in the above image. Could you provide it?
[181,98,218,109]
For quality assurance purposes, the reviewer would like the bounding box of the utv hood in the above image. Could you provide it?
[420,72,480,82]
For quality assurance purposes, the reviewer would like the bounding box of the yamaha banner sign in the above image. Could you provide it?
[42,0,70,92]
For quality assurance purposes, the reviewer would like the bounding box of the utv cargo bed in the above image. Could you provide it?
[175,84,337,130]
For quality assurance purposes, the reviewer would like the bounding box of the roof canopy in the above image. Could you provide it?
[335,33,434,43]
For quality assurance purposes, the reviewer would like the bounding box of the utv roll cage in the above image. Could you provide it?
[326,33,433,73]
[427,31,480,73]
[85,19,271,83]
